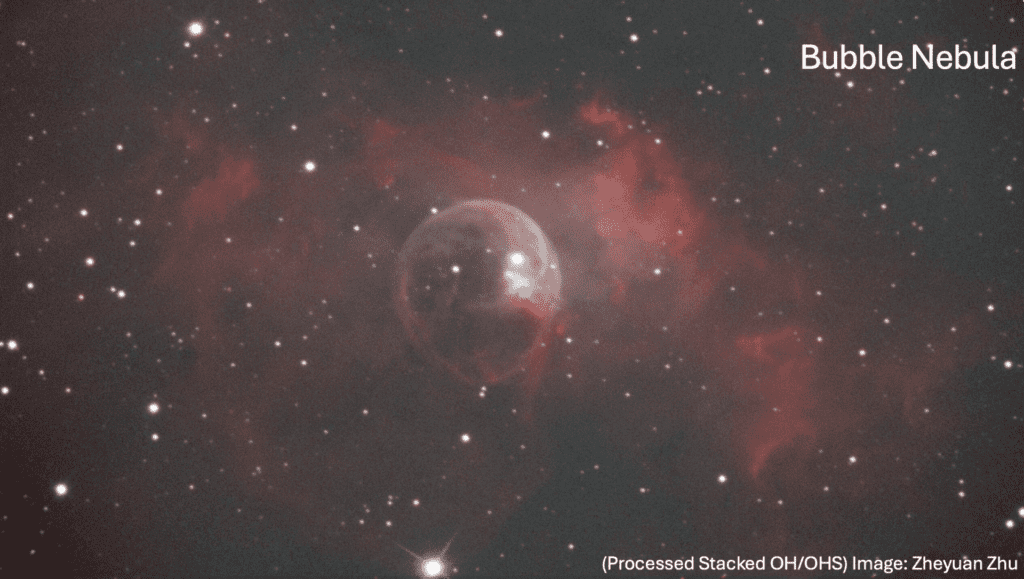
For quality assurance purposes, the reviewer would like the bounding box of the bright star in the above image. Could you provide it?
[423,559,443,577]
[396,534,456,578]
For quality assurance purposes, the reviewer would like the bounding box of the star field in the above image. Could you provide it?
[1,1,1022,577]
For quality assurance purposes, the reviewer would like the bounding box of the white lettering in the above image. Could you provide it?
[913,44,933,69]
[802,44,820,69]
[1001,49,1016,70]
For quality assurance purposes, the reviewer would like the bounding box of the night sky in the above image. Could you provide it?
[2,1,1023,577]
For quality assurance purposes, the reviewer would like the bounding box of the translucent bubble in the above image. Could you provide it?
[395,200,561,384]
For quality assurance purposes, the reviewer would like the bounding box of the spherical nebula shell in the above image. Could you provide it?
[396,200,561,385]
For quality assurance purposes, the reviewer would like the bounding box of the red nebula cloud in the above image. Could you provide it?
[566,97,1005,493]
[181,156,259,229]
[354,94,998,492]
[573,101,823,478]
[733,326,817,478]
[578,110,705,249]
[139,85,1013,565]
